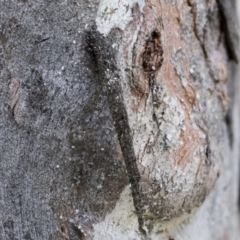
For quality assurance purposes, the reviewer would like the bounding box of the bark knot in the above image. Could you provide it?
[142,31,163,73]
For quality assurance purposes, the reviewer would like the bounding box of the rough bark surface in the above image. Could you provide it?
[0,0,239,240]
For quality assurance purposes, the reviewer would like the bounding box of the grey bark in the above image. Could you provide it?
[0,0,239,239]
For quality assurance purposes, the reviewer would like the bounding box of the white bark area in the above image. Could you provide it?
[93,185,140,240]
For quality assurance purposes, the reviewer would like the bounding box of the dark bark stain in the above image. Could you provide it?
[225,111,233,147]
[59,225,70,240]
[0,33,7,45]
[86,28,145,231]
[35,37,50,44]
[3,220,14,240]
[217,0,239,62]
[142,31,163,73]
[71,224,86,240]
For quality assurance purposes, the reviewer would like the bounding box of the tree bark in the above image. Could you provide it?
[0,0,239,239]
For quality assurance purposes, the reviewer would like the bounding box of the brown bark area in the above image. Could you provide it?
[111,0,236,232]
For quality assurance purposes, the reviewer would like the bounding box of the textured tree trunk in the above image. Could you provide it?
[0,0,239,239]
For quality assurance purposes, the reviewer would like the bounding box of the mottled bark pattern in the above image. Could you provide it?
[0,0,239,239]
